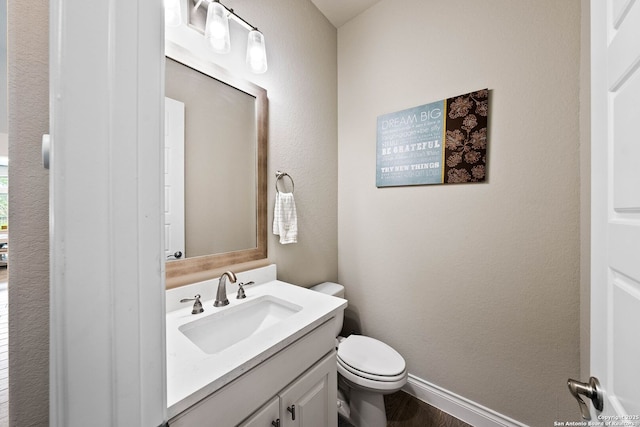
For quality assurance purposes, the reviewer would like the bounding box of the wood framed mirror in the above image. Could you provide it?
[165,42,267,287]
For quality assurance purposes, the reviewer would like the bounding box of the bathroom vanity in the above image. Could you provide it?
[166,266,346,426]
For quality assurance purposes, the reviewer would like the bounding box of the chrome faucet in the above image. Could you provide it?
[214,271,237,307]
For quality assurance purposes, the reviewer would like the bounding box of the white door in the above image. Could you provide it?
[581,0,640,422]
[165,97,186,260]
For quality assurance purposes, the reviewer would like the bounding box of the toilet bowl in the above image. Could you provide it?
[310,282,408,427]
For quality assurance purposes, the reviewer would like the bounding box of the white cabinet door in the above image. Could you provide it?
[239,397,280,427]
[279,353,337,427]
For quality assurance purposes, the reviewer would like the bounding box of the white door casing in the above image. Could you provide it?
[589,0,640,421]
[49,0,166,425]
[165,97,186,259]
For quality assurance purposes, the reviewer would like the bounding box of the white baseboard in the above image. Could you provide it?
[402,374,529,427]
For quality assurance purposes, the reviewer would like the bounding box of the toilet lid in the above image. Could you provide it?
[337,335,405,377]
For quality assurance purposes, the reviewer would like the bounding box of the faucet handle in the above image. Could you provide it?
[236,281,255,299]
[180,294,204,314]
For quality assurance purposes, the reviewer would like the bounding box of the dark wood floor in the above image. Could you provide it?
[385,391,471,427]
[339,390,471,427]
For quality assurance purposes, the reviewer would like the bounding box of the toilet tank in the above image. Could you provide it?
[309,282,345,337]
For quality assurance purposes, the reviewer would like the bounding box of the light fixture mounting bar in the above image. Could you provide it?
[194,0,258,32]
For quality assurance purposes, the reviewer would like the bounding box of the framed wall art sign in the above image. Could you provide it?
[376,88,489,187]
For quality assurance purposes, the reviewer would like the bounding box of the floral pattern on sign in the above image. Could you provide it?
[444,89,489,183]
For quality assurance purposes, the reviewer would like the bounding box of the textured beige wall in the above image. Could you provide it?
[8,0,50,425]
[337,1,582,425]
[263,0,339,285]
[243,0,338,286]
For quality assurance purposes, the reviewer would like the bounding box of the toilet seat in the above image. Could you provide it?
[336,335,407,391]
[337,357,407,382]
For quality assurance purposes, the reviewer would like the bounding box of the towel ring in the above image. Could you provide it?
[275,171,295,193]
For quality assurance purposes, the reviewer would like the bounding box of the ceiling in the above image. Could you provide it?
[310,0,382,28]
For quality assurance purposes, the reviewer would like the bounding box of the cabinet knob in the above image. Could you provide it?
[287,405,296,420]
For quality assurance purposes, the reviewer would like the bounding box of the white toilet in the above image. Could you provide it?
[310,282,408,427]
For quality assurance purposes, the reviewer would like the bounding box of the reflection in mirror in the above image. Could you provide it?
[165,42,267,284]
[166,57,256,257]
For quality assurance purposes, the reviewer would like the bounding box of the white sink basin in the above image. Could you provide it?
[166,274,347,417]
[178,295,302,354]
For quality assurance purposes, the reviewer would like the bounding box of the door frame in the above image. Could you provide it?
[164,96,186,260]
[49,0,166,425]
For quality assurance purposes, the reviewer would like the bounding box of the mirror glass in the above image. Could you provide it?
[164,43,267,282]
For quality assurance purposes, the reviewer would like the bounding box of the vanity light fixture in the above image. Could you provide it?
[205,1,230,54]
[246,29,268,74]
[193,0,268,74]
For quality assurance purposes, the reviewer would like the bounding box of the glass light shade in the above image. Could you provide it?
[246,30,268,74]
[164,0,182,27]
[205,1,231,54]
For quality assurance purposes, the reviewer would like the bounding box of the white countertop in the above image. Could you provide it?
[166,278,346,417]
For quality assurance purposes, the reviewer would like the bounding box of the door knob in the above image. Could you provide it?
[567,377,604,420]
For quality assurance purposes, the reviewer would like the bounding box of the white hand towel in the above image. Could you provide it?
[273,192,298,244]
